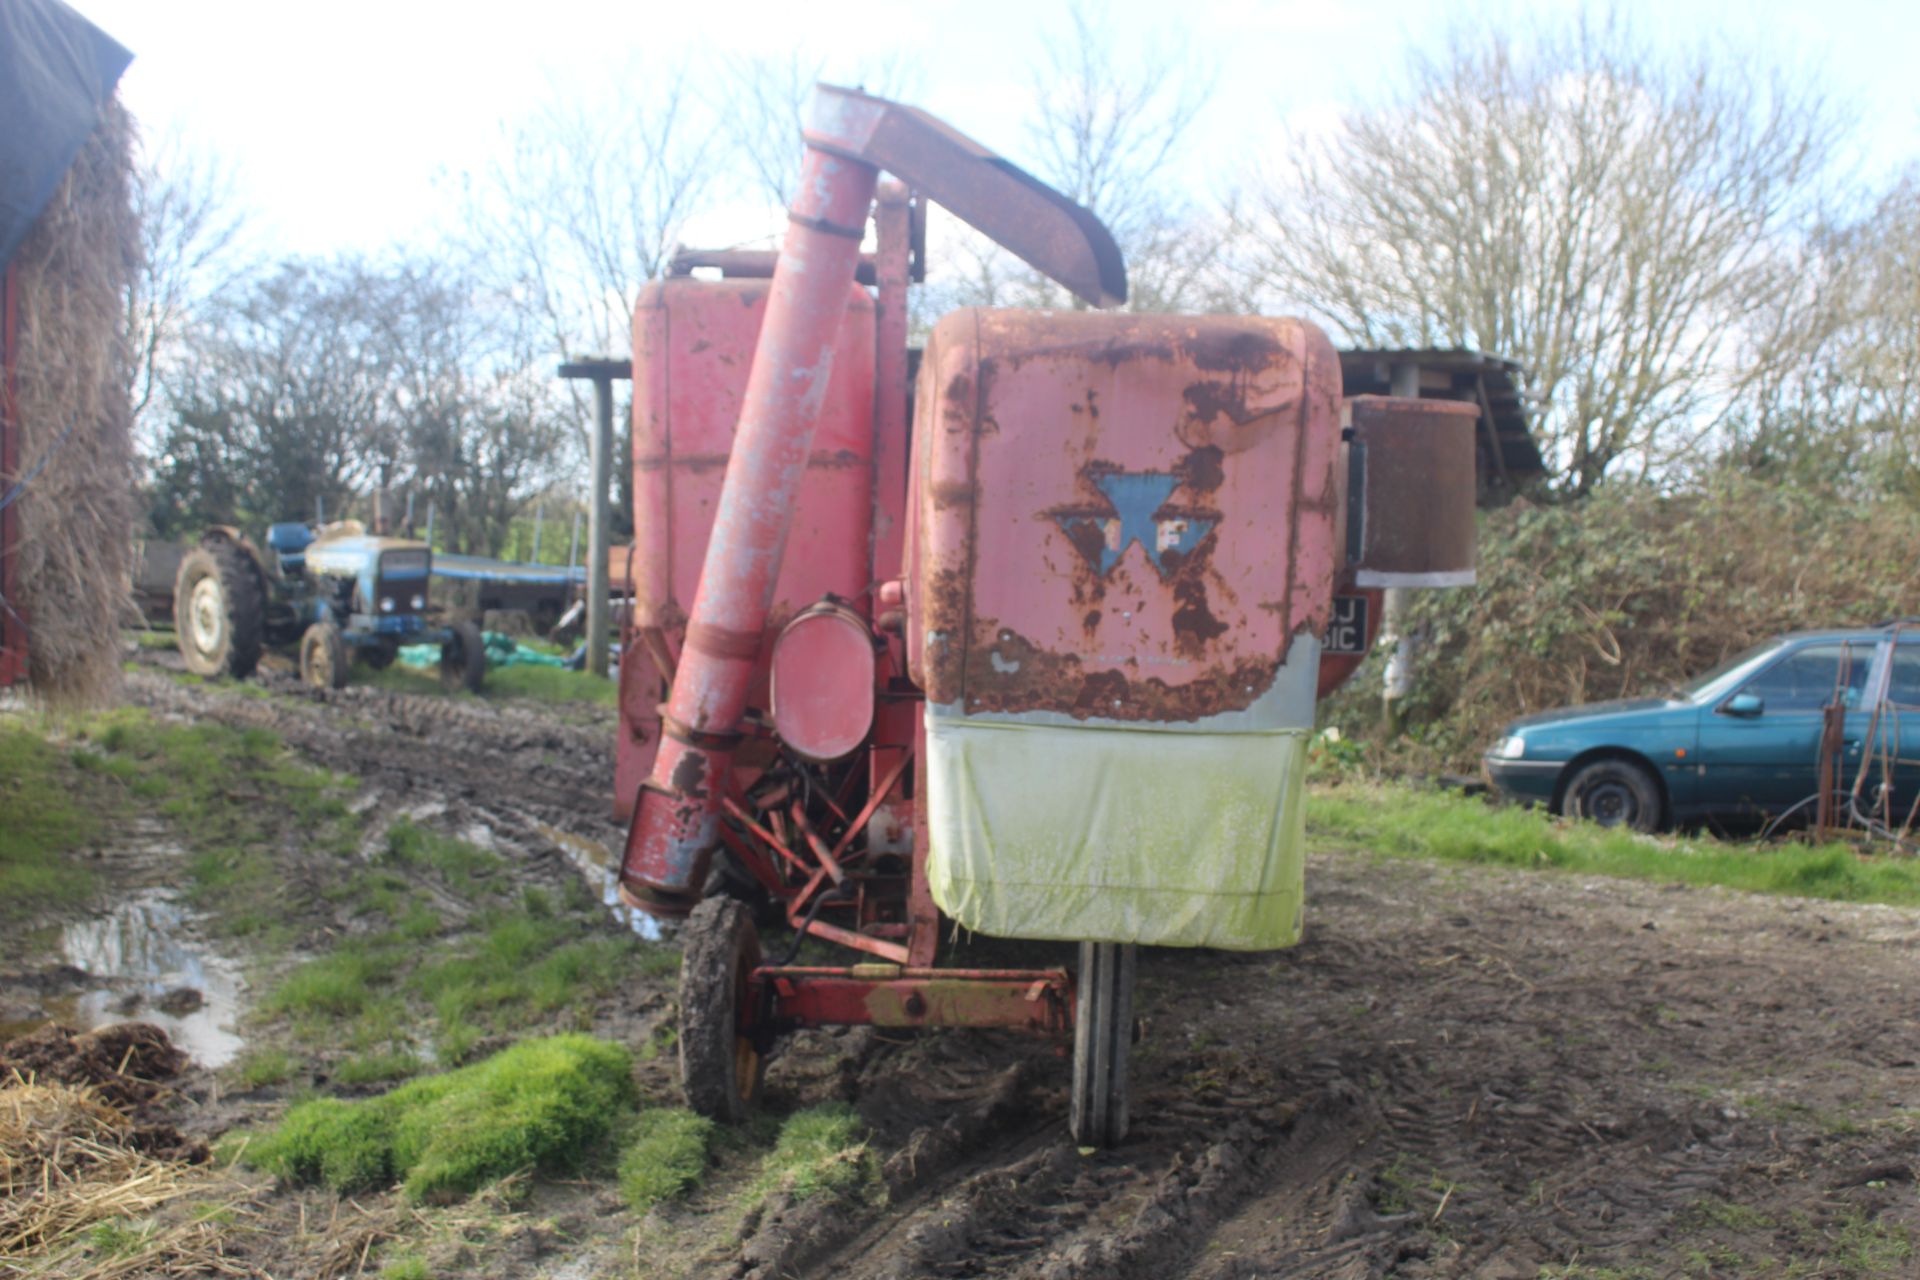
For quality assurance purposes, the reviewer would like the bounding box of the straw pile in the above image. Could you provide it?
[7,96,140,707]
[0,1078,253,1278]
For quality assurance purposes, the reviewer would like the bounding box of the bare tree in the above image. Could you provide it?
[126,130,249,433]
[932,1,1224,316]
[461,62,718,375]
[1726,173,1920,496]
[1245,14,1838,493]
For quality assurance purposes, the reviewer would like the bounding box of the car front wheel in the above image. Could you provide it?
[1562,759,1662,833]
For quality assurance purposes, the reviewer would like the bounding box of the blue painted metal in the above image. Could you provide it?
[1053,471,1216,579]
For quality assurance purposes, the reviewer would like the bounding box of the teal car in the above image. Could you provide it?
[1483,626,1920,831]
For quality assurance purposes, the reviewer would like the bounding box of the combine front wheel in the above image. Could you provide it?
[679,897,764,1122]
[1070,941,1136,1146]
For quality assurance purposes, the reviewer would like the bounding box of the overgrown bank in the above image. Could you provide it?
[1324,476,1920,767]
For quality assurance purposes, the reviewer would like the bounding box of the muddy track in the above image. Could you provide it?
[123,656,1920,1277]
[126,665,621,857]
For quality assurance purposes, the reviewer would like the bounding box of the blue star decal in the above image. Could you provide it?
[1055,471,1217,579]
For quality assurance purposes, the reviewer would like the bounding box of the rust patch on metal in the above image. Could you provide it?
[1180,445,1224,492]
[669,750,709,800]
[961,622,1276,723]
[931,480,976,509]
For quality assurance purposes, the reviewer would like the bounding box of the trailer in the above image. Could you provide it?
[616,87,1479,1144]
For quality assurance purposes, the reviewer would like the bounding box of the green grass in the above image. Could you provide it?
[263,867,649,1070]
[754,1104,881,1204]
[234,1048,296,1090]
[0,723,99,919]
[245,1034,636,1202]
[1307,781,1920,908]
[618,1108,716,1210]
[378,1255,430,1280]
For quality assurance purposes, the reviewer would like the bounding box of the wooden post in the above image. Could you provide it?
[559,359,632,679]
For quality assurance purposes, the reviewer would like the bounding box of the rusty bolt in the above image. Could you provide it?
[904,992,927,1018]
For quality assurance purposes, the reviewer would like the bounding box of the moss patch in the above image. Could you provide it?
[245,1035,636,1202]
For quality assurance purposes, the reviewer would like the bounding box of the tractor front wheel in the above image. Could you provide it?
[173,538,264,678]
[678,897,764,1123]
[440,621,486,693]
[299,621,349,690]
[1070,941,1136,1147]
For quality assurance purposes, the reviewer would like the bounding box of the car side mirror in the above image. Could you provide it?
[1722,693,1764,718]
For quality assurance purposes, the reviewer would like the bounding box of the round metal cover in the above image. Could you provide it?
[771,602,876,762]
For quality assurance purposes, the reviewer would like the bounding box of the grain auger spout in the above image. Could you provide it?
[619,85,1128,916]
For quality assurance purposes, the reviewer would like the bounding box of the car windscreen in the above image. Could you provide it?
[1674,640,1781,701]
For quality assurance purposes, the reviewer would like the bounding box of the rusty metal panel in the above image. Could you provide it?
[1346,395,1478,587]
[614,277,877,822]
[907,310,1343,726]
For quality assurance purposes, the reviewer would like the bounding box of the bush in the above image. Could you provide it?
[1326,477,1920,767]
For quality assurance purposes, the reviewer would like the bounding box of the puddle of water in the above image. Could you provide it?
[49,890,247,1069]
[536,822,662,941]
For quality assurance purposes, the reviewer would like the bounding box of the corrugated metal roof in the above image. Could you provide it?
[1338,348,1546,490]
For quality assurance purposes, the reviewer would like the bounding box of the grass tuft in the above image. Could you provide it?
[755,1103,881,1204]
[617,1108,715,1210]
[245,1035,635,1202]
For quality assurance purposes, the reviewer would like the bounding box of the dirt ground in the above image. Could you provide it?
[9,648,1920,1278]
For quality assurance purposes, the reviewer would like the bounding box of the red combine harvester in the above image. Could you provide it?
[615,87,1477,1144]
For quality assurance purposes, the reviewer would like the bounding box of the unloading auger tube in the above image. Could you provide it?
[618,85,1126,916]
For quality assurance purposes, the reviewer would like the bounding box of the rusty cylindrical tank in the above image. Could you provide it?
[620,99,882,915]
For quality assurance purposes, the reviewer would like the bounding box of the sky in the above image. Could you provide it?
[73,0,1920,261]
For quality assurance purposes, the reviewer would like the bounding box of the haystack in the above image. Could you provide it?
[5,99,141,707]
[1,0,138,708]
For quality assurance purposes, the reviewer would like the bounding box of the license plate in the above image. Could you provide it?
[1322,594,1369,655]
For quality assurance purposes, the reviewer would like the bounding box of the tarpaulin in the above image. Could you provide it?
[0,0,132,270]
[925,714,1310,951]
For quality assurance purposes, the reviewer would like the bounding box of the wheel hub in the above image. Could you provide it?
[1588,782,1634,825]
[188,578,225,653]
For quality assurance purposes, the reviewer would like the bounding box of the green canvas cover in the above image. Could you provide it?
[925,714,1308,950]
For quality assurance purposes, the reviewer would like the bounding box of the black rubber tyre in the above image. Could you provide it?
[298,621,349,690]
[679,897,764,1123]
[1070,940,1136,1147]
[173,538,264,678]
[1562,759,1663,832]
[440,620,486,693]
[360,643,396,671]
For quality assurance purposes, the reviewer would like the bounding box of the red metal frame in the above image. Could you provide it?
[0,264,24,688]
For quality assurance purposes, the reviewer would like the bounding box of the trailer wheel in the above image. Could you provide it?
[174,538,264,678]
[298,621,349,690]
[679,897,764,1123]
[440,621,486,693]
[1070,941,1136,1147]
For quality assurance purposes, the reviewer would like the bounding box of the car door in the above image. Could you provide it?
[1865,637,1920,825]
[1694,639,1877,820]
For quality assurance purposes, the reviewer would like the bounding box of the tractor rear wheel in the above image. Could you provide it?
[440,621,486,693]
[299,621,349,690]
[678,897,764,1123]
[1070,941,1136,1147]
[173,538,263,678]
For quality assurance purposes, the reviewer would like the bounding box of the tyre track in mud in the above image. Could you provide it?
[126,667,622,861]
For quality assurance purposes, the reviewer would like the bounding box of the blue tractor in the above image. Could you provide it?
[172,522,486,692]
